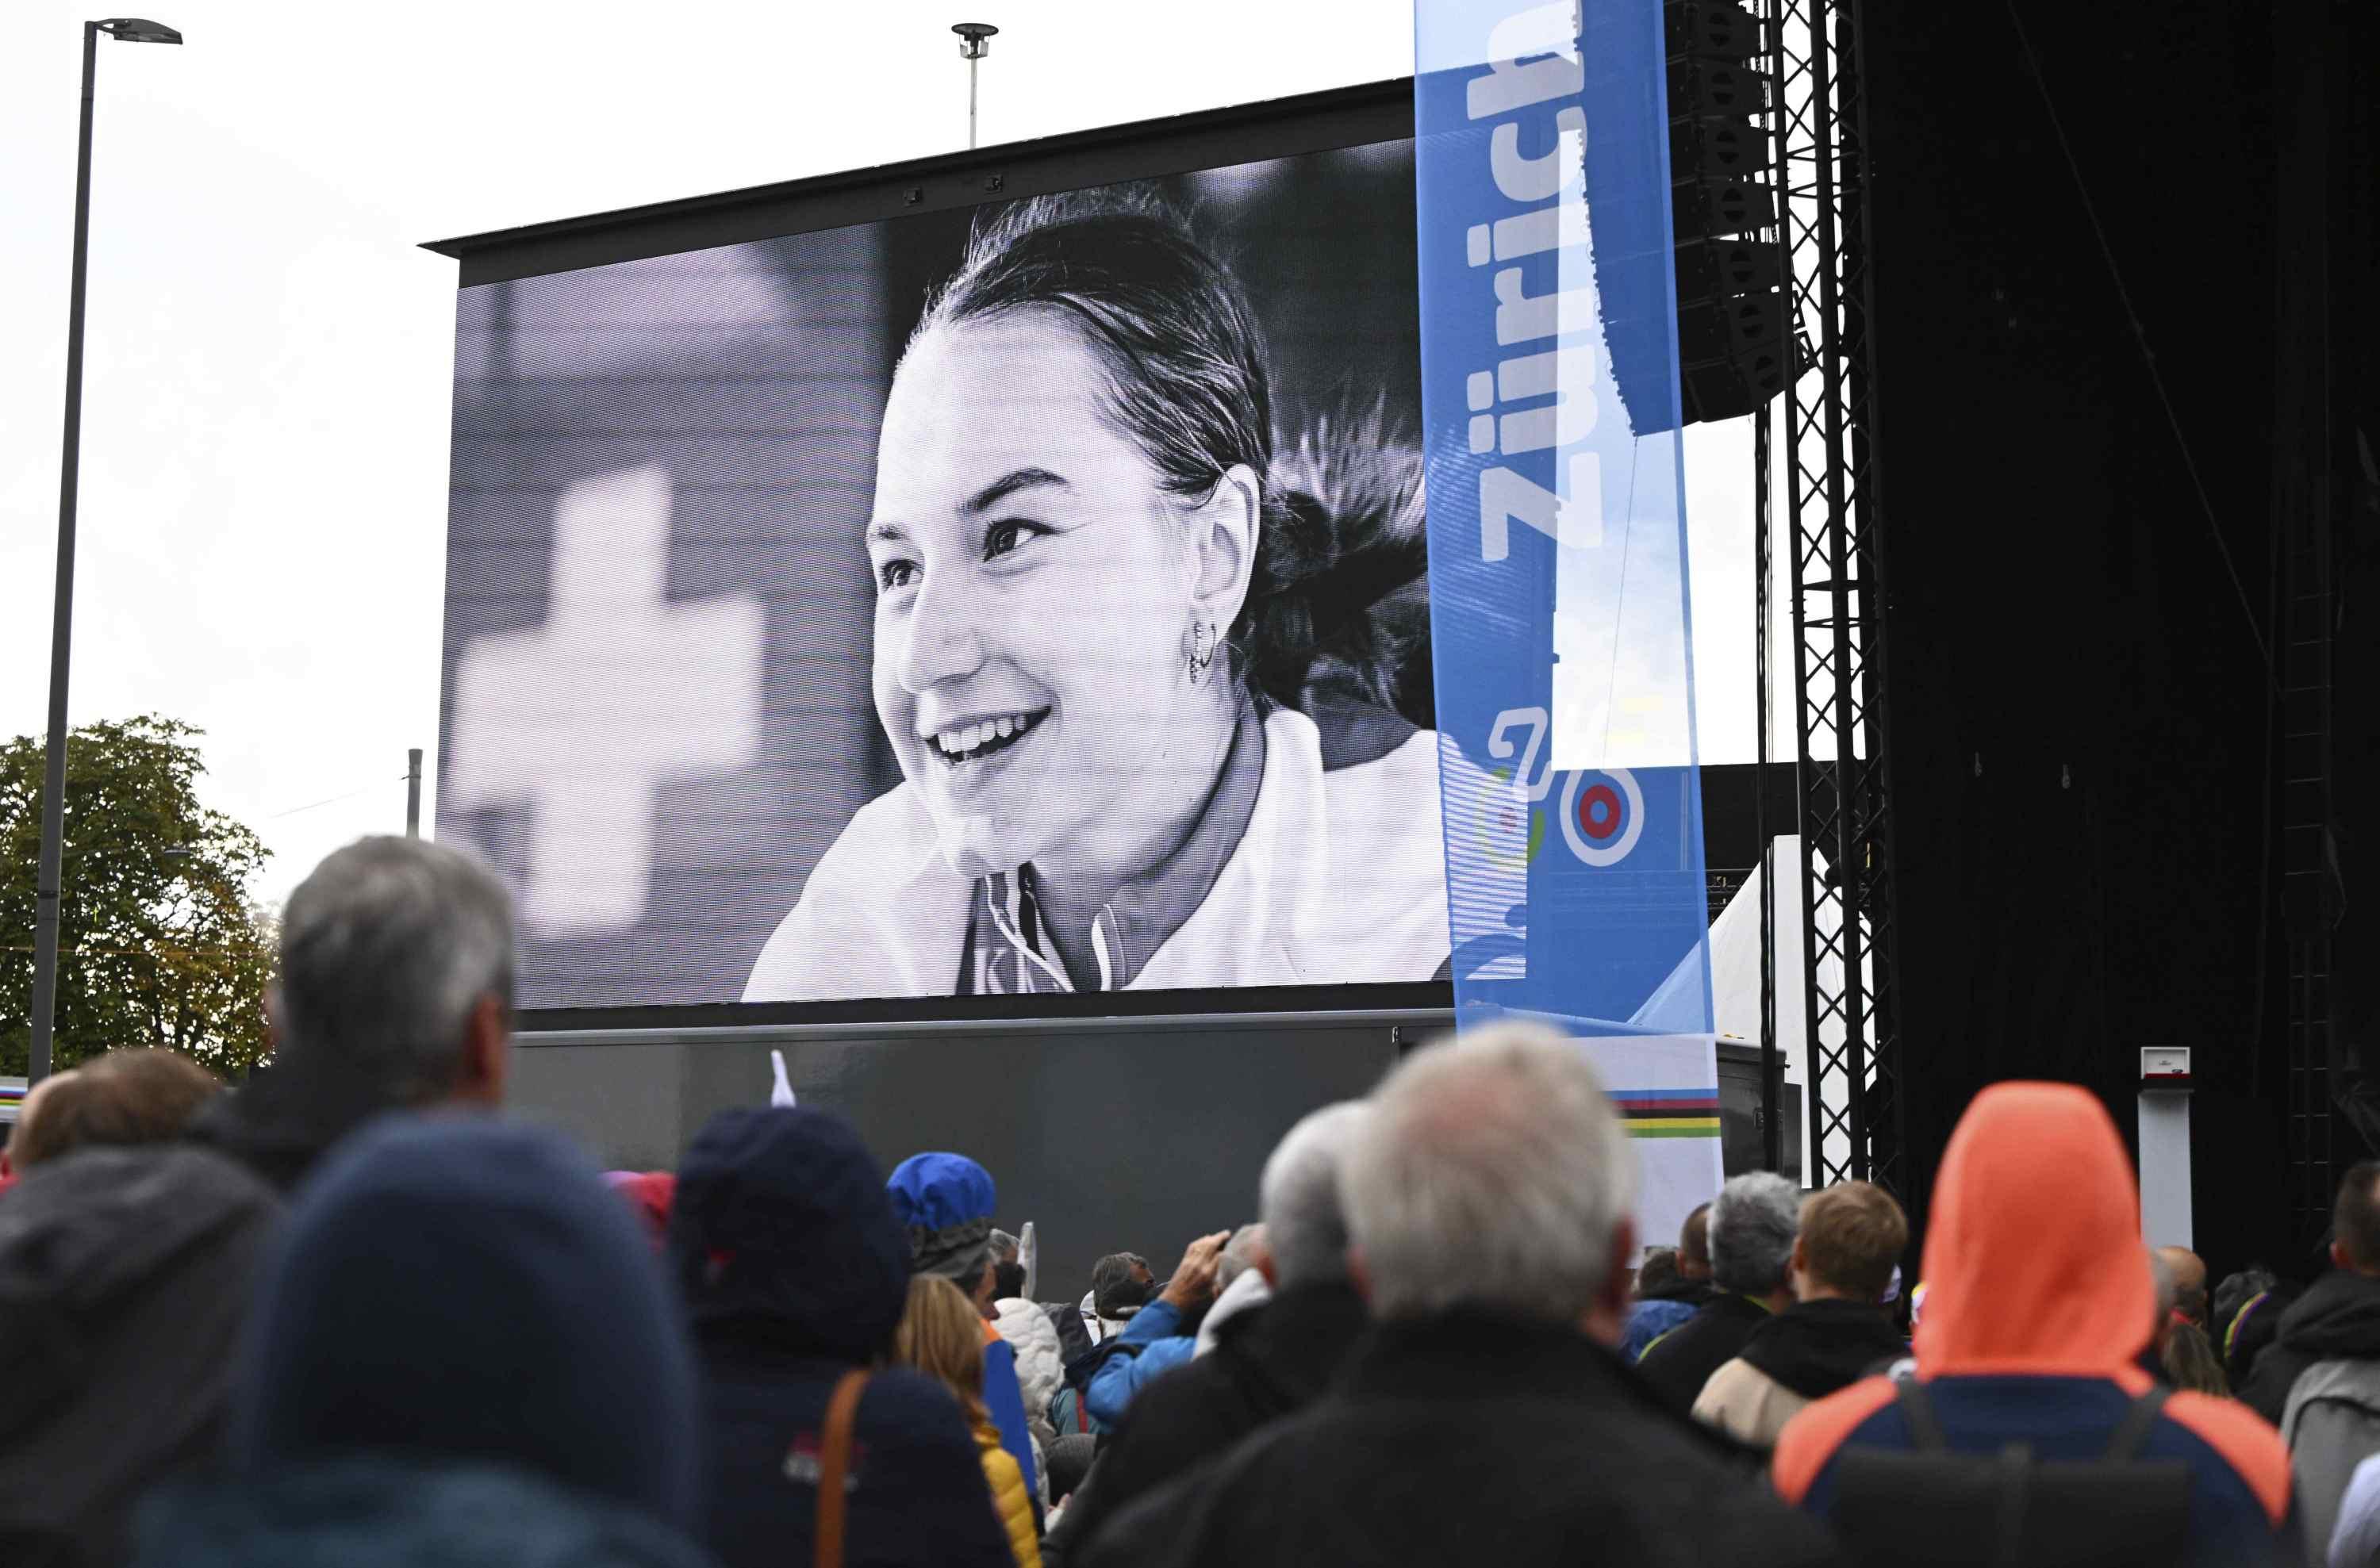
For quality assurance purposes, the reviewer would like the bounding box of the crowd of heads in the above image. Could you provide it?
[0,832,2351,1568]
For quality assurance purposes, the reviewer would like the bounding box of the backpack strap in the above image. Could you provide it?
[815,1368,869,1568]
[2100,1386,2171,1463]
[1893,1377,1950,1451]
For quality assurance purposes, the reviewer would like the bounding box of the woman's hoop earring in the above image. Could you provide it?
[1187,621,1215,686]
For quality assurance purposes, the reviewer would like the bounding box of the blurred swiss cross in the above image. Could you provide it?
[447,465,763,935]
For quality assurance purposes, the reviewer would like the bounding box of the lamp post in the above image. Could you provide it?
[28,17,182,1088]
[954,23,996,150]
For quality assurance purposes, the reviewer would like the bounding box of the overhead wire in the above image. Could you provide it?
[263,772,413,821]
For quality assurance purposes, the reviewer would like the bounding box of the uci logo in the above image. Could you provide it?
[1468,706,1643,869]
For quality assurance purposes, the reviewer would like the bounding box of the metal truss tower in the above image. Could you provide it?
[1753,0,1906,1198]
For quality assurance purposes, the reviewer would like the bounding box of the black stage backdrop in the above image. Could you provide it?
[1864,0,2374,1276]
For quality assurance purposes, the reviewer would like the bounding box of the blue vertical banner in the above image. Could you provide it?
[1416,0,1722,1240]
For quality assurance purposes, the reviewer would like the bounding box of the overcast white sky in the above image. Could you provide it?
[2,0,1783,911]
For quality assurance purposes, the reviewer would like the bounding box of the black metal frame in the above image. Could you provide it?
[426,78,1449,1038]
[1754,373,1782,1171]
[1752,0,1906,1196]
[2275,0,2341,1249]
[423,77,1415,285]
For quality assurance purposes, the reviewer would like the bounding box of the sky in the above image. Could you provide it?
[1,0,1787,911]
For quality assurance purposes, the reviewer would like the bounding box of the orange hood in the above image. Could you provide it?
[1914,1082,2152,1378]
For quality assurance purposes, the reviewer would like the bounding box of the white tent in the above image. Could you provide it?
[1641,835,1864,1186]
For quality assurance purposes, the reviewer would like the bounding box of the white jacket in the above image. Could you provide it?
[744,706,1451,1000]
[1194,1267,1273,1358]
[993,1297,1065,1436]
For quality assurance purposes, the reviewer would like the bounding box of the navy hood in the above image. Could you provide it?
[670,1106,909,1365]
[233,1114,697,1530]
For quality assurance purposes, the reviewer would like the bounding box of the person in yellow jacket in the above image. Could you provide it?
[895,1275,1043,1568]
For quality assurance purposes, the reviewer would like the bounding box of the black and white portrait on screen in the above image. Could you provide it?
[438,144,1452,1009]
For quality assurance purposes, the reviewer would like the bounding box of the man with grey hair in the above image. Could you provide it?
[1639,1170,1803,1413]
[193,836,516,1190]
[1047,1104,1376,1563]
[1076,1026,1837,1568]
[0,837,513,1559]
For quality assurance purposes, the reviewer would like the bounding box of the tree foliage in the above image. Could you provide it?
[1,715,274,1077]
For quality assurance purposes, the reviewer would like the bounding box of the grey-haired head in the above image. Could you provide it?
[274,836,513,1108]
[1708,1171,1801,1297]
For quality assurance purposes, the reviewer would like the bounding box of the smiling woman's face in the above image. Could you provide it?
[866,312,1222,883]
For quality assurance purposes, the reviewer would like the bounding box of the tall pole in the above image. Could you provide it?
[405,748,424,838]
[29,23,103,1087]
[954,25,996,151]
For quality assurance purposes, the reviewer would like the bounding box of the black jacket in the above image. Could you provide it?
[185,1056,401,1194]
[2242,1270,2380,1424]
[1048,1281,1368,1565]
[670,1107,1012,1568]
[0,1145,279,1568]
[1737,1298,1905,1400]
[1636,1292,1777,1411]
[1076,1309,1843,1568]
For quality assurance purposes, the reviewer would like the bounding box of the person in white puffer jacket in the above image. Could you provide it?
[994,1294,1063,1506]
[995,1297,1064,1443]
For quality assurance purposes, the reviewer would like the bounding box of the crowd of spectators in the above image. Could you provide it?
[2,834,2377,1566]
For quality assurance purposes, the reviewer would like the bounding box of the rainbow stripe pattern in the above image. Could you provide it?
[1613,1087,1721,1139]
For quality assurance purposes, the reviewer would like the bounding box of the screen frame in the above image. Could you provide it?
[424,77,1415,283]
[426,76,1452,1037]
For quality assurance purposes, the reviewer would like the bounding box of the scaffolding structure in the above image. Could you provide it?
[1752,0,1907,1199]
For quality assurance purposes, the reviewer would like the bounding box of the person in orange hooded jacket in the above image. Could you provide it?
[1771,1082,2297,1566]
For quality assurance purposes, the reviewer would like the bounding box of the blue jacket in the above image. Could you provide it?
[1775,1084,2297,1568]
[1779,1373,2297,1566]
[982,1338,1040,1504]
[671,1108,1013,1568]
[1622,1298,1699,1363]
[1086,1298,1199,1428]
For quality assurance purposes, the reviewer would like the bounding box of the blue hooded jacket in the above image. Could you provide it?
[672,1108,1012,1568]
[136,1114,709,1568]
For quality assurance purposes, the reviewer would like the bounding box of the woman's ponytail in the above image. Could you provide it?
[1234,415,1431,723]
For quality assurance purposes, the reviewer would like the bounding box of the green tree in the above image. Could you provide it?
[1,715,274,1078]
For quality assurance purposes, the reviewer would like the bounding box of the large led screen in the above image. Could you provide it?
[440,140,1456,1010]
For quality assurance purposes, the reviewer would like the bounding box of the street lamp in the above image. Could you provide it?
[27,17,182,1088]
[953,23,996,151]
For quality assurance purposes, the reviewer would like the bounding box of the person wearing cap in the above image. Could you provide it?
[1083,1253,1156,1344]
[889,1152,1042,1512]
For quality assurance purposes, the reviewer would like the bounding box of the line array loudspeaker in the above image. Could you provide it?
[1610,0,1790,431]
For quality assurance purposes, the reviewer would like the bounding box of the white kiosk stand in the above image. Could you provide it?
[2139,1047,2194,1248]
